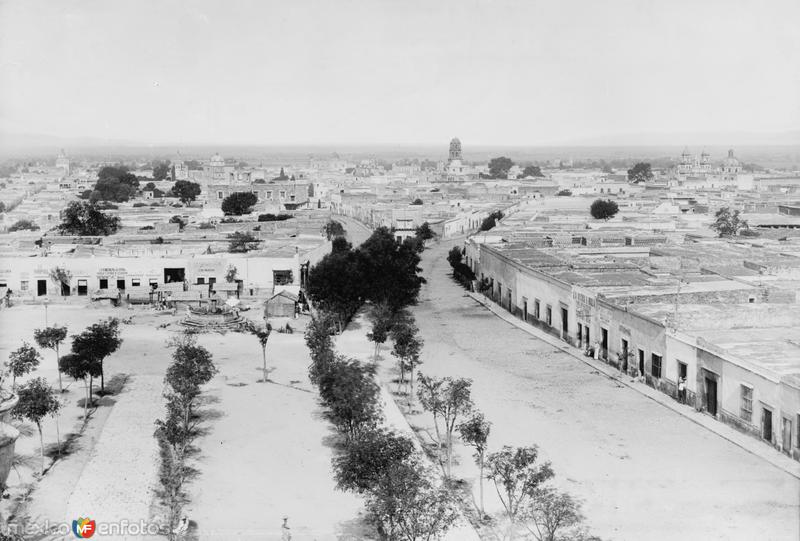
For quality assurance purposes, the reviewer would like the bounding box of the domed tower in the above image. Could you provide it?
[448,137,462,163]
[723,149,741,175]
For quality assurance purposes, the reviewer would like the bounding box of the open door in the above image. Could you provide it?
[705,377,718,417]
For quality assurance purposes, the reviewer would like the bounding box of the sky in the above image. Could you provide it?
[1,0,799,147]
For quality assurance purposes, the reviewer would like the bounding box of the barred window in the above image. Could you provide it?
[740,385,753,422]
[651,354,662,378]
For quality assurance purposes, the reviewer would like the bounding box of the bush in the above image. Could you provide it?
[58,201,121,236]
[139,225,155,231]
[317,355,382,439]
[590,199,619,220]
[8,219,40,232]
[480,210,504,231]
[258,213,292,222]
[556,189,572,196]
[132,202,147,207]
[221,192,257,215]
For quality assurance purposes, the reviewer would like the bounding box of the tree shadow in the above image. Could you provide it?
[95,373,130,397]
[43,430,82,463]
[336,514,376,540]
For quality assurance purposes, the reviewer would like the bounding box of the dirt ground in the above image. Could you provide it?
[185,316,368,540]
[370,239,800,541]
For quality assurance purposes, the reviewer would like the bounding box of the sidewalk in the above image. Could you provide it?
[335,316,481,541]
[468,291,800,480]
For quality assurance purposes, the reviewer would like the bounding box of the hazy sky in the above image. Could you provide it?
[1,0,798,146]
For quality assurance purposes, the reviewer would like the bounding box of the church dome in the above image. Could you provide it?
[210,153,225,166]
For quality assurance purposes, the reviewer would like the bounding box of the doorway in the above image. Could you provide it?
[60,281,70,296]
[561,307,569,336]
[638,349,645,377]
[37,279,47,296]
[705,376,718,417]
[601,328,608,360]
[762,408,773,442]
[621,339,629,372]
[77,279,88,296]
[523,300,528,322]
[164,268,186,284]
[782,417,792,454]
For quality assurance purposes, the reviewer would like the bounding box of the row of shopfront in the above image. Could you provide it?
[467,240,800,461]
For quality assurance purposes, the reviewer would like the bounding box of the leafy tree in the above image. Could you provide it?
[92,166,139,202]
[556,189,572,196]
[34,326,68,392]
[488,157,515,179]
[71,318,122,393]
[152,161,171,181]
[58,353,100,421]
[333,428,416,494]
[415,222,434,241]
[316,356,382,440]
[13,377,61,474]
[358,227,424,311]
[390,314,423,395]
[49,266,72,297]
[227,231,261,253]
[411,198,423,205]
[307,249,364,332]
[58,201,121,236]
[485,445,555,539]
[248,322,272,382]
[164,334,217,433]
[458,412,492,516]
[447,246,463,268]
[366,302,393,360]
[221,192,258,215]
[331,236,352,254]
[323,219,346,240]
[627,162,653,183]
[589,199,619,220]
[171,180,201,204]
[6,343,42,389]
[169,215,186,231]
[480,210,505,231]
[7,219,39,232]
[305,312,338,386]
[520,165,544,178]
[417,374,473,478]
[519,488,586,541]
[257,213,292,222]
[711,207,749,237]
[365,458,459,541]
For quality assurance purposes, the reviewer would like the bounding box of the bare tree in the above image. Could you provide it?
[417,374,473,478]
[458,411,492,516]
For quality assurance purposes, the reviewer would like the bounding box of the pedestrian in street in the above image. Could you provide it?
[678,377,686,404]
[593,340,601,361]
[281,516,291,541]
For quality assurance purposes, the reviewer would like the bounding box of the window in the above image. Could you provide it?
[273,270,293,285]
[651,354,662,378]
[217,191,224,199]
[197,277,205,285]
[131,279,141,287]
[149,279,158,286]
[99,278,108,289]
[534,299,540,319]
[279,190,286,199]
[740,385,753,422]
[545,305,552,326]
[20,281,28,291]
[266,191,273,199]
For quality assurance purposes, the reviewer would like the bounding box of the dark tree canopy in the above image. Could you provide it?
[221,192,258,215]
[415,222,434,241]
[590,199,619,220]
[520,165,544,178]
[92,166,139,202]
[488,157,515,179]
[627,162,654,183]
[323,220,346,240]
[307,248,364,329]
[152,161,171,181]
[171,180,201,204]
[411,198,423,205]
[480,210,505,231]
[711,207,750,237]
[227,231,261,253]
[58,201,121,236]
[358,227,423,310]
[8,219,39,232]
[333,428,416,494]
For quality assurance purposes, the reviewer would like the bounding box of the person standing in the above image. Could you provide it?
[678,377,686,404]
[281,516,292,541]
